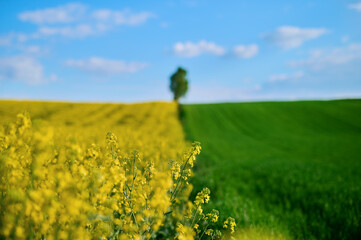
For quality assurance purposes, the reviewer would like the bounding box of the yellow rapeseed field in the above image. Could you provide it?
[0,101,235,240]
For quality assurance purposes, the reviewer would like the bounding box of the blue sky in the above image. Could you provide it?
[0,0,360,103]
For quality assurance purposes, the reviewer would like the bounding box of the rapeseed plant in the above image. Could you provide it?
[0,103,235,239]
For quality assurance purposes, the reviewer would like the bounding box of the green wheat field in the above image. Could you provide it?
[182,99,361,240]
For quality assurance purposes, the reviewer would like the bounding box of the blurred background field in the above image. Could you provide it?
[0,100,186,169]
[0,100,184,147]
[182,99,361,240]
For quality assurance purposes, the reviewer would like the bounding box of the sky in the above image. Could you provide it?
[0,0,360,103]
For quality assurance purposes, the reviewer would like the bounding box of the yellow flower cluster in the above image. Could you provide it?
[223,217,236,234]
[176,223,195,240]
[0,101,235,239]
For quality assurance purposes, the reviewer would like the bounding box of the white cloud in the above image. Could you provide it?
[18,3,87,24]
[269,71,304,82]
[0,33,28,46]
[348,2,361,12]
[289,43,361,70]
[0,33,46,54]
[14,5,155,41]
[242,78,253,83]
[233,44,258,58]
[92,9,155,25]
[16,34,28,42]
[35,24,95,38]
[173,41,259,58]
[341,35,350,43]
[22,45,42,54]
[160,22,169,28]
[0,36,11,46]
[173,40,226,57]
[263,26,327,49]
[65,57,147,75]
[0,56,57,84]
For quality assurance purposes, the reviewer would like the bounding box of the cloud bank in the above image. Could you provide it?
[233,44,259,58]
[14,3,155,40]
[173,41,259,58]
[348,2,361,12]
[264,26,327,49]
[0,56,57,84]
[92,9,155,25]
[269,71,304,82]
[288,43,361,70]
[65,57,148,75]
[18,3,87,24]
[173,40,226,57]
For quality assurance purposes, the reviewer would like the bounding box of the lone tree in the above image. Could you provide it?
[170,67,189,101]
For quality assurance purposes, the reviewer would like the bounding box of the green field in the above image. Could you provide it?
[182,100,361,240]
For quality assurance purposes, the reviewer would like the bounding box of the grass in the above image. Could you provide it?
[182,99,361,240]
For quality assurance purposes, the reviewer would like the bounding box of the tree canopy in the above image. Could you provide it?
[170,67,188,101]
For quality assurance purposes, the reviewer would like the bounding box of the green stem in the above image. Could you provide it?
[170,152,193,202]
[199,223,209,240]
[190,208,199,227]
